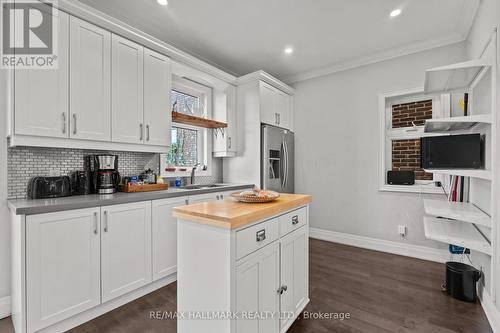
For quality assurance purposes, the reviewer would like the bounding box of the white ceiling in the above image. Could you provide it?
[77,0,478,83]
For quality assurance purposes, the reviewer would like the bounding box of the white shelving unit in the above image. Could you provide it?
[424,199,492,228]
[424,168,492,180]
[424,114,492,132]
[424,59,492,94]
[423,217,492,256]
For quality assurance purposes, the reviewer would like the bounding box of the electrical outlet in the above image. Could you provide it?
[398,225,407,237]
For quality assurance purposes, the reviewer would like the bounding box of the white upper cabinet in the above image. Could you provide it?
[259,81,292,129]
[275,90,290,130]
[111,35,144,144]
[69,17,111,141]
[260,82,277,126]
[213,85,237,156]
[14,8,69,138]
[144,49,172,147]
[26,208,101,332]
[101,201,152,303]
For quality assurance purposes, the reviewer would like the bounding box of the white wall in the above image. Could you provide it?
[0,69,10,300]
[293,42,466,249]
[466,0,500,314]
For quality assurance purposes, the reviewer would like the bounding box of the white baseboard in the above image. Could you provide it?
[480,289,500,333]
[309,227,449,263]
[0,296,11,319]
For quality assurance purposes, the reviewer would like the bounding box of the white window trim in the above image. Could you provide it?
[378,87,447,194]
[160,76,213,178]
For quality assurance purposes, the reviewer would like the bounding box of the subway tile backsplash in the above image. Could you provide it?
[7,147,222,199]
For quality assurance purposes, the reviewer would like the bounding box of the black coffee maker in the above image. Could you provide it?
[85,155,121,194]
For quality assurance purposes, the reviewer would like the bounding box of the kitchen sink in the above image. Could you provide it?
[180,184,226,190]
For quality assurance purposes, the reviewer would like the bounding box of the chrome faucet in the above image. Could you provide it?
[190,163,206,185]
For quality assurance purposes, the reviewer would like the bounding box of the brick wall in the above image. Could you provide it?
[392,99,432,128]
[392,139,433,181]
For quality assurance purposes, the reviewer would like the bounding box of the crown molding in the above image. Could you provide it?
[283,33,466,84]
[46,0,237,84]
[237,70,295,95]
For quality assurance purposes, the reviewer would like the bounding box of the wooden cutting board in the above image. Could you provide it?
[120,183,169,193]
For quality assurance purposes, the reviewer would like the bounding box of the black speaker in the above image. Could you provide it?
[387,171,415,185]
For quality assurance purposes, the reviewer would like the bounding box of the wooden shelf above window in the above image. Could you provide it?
[172,111,228,129]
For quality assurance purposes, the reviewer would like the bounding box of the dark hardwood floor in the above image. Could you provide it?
[0,239,492,332]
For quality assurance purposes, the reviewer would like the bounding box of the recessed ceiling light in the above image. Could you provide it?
[157,0,168,5]
[390,9,402,17]
[284,47,293,54]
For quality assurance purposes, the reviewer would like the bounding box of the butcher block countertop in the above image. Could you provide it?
[172,193,312,229]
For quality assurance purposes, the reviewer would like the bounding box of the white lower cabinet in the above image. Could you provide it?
[152,197,187,280]
[279,226,308,332]
[236,242,281,333]
[177,204,309,333]
[235,213,309,333]
[26,208,101,332]
[101,201,152,302]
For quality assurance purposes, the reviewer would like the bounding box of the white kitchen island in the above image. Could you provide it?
[173,193,312,333]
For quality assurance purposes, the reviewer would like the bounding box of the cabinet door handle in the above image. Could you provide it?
[62,113,66,134]
[146,125,150,141]
[278,113,281,125]
[292,215,299,225]
[220,194,224,200]
[275,113,278,125]
[228,137,232,149]
[277,285,288,295]
[256,229,266,242]
[72,114,77,135]
[140,124,143,141]
[93,212,98,234]
[185,199,189,205]
[103,210,108,232]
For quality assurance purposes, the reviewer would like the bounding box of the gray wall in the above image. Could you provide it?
[293,42,466,249]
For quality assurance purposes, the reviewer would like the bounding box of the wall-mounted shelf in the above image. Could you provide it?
[424,59,492,94]
[424,199,491,228]
[172,111,228,129]
[424,114,492,133]
[424,168,492,181]
[423,216,491,255]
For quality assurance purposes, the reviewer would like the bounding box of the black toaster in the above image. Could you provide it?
[27,176,72,199]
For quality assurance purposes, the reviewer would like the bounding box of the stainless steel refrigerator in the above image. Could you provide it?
[261,124,294,193]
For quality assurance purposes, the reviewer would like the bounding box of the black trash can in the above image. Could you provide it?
[445,261,481,303]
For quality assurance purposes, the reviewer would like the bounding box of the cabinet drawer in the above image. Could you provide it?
[280,207,307,237]
[236,218,278,260]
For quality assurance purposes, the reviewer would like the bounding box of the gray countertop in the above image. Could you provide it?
[8,183,254,215]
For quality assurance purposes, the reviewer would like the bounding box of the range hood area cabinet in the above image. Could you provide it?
[8,8,171,153]
[213,84,238,157]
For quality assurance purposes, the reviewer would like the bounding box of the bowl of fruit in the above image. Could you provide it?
[231,187,280,203]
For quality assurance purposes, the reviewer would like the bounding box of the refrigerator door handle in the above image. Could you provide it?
[280,141,286,189]
[283,141,289,188]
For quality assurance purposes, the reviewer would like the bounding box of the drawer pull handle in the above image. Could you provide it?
[292,215,299,225]
[277,285,288,295]
[256,229,266,242]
